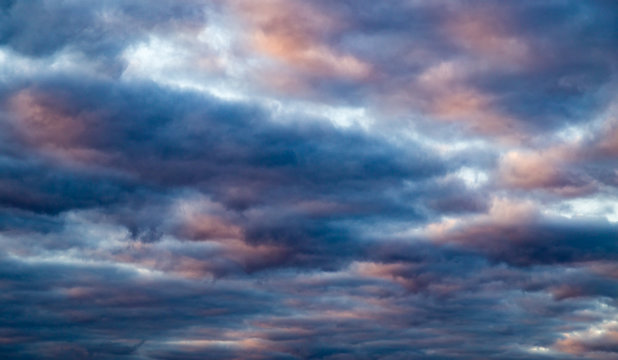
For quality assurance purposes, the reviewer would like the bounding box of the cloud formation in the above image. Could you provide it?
[1,1,617,359]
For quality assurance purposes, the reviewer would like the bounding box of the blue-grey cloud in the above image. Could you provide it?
[1,1,617,359]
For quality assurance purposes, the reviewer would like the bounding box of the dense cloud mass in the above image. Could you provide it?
[1,1,617,359]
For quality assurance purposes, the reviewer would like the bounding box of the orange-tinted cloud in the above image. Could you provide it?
[444,8,530,66]
[229,0,371,80]
[555,329,618,357]
[397,61,525,140]
[498,146,596,196]
[597,117,618,156]
[7,90,108,164]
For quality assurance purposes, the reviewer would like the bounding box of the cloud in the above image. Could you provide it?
[231,0,371,79]
[0,1,617,359]
[429,198,618,266]
[0,0,206,60]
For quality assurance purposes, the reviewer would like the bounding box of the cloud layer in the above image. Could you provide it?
[1,1,617,359]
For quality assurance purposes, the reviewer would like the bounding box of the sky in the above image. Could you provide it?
[0,0,617,359]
